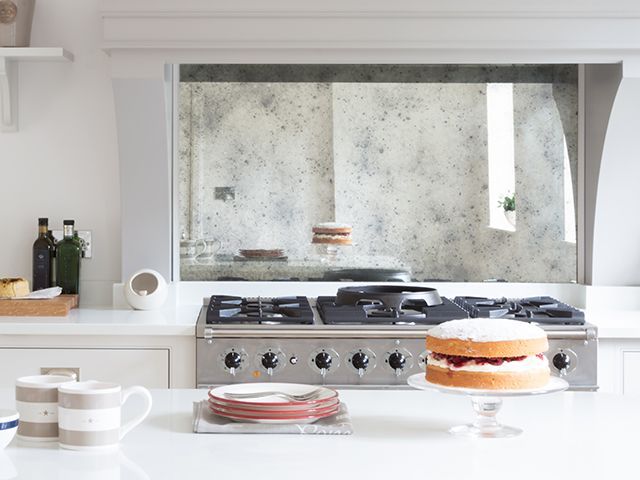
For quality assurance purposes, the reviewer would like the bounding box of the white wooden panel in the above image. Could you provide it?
[622,350,640,395]
[0,348,169,389]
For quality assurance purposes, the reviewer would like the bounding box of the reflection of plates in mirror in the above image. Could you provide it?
[407,373,568,438]
[235,249,287,262]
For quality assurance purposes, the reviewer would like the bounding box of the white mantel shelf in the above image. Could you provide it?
[0,47,73,60]
[0,47,73,132]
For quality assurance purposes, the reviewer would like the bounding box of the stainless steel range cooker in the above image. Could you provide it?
[196,286,597,391]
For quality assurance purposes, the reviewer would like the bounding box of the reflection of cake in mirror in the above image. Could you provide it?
[426,318,550,390]
[312,223,353,245]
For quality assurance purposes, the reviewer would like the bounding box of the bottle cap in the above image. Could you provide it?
[38,218,48,226]
[63,220,75,226]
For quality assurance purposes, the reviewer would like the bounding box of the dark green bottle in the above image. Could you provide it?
[56,220,81,295]
[32,218,55,291]
[72,230,85,258]
[47,229,57,286]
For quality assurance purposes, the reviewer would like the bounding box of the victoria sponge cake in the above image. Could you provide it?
[426,318,550,390]
[311,222,353,245]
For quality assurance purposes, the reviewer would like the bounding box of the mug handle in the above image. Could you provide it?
[119,386,153,440]
[195,239,206,258]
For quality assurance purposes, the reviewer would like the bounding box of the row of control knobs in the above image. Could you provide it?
[224,350,575,376]
[223,349,411,376]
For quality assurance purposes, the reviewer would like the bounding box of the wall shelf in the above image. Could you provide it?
[0,47,73,132]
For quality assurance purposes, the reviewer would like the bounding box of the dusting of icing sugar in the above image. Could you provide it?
[427,318,546,342]
[313,222,352,229]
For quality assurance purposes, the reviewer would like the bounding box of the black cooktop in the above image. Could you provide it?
[204,292,585,326]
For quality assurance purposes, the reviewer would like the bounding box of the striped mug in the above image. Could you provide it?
[15,375,77,442]
[58,381,152,451]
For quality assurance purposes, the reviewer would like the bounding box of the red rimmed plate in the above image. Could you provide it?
[208,383,338,407]
[208,396,339,412]
[208,403,340,424]
[208,398,340,416]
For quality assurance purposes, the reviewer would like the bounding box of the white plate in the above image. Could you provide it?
[407,373,569,397]
[208,383,338,406]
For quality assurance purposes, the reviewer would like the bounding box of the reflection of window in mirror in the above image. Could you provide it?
[487,83,516,233]
[176,65,579,283]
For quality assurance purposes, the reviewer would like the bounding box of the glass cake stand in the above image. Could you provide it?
[314,243,352,263]
[407,373,568,438]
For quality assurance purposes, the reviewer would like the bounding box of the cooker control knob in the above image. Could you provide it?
[388,352,406,370]
[553,352,571,372]
[261,352,279,370]
[351,352,369,370]
[224,352,242,370]
[315,352,332,370]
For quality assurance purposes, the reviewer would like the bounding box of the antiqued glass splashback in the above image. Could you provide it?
[177,65,578,282]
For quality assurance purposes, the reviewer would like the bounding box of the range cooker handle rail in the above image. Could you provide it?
[202,327,596,341]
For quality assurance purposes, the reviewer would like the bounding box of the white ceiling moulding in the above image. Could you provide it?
[100,0,640,66]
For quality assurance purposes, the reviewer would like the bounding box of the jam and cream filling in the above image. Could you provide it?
[427,352,549,372]
[313,233,351,239]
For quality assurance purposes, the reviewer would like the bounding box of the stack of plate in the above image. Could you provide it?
[208,383,340,424]
[236,249,287,261]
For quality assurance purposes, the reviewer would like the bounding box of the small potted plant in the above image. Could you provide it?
[498,193,516,226]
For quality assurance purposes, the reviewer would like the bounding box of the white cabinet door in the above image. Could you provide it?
[0,348,169,388]
[623,351,640,395]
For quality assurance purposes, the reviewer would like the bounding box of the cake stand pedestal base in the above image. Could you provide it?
[407,374,569,438]
[449,396,522,438]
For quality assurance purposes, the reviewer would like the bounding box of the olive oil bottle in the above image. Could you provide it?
[56,220,81,295]
[32,218,55,291]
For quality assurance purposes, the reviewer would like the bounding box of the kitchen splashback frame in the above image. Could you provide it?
[101,0,640,287]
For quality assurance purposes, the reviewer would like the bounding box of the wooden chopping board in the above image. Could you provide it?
[0,295,79,317]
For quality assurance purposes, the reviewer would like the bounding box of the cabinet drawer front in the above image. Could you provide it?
[623,351,640,395]
[0,348,169,388]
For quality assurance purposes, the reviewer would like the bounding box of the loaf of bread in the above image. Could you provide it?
[0,278,30,298]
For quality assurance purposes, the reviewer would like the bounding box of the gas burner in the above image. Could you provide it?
[206,296,314,325]
[336,285,443,311]
[317,295,467,325]
[454,296,585,325]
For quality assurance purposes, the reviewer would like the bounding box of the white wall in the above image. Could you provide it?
[1,0,638,303]
[592,77,640,285]
[0,0,120,305]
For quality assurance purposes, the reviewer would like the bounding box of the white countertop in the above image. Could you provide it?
[0,280,639,339]
[0,306,200,336]
[585,309,640,339]
[0,304,639,339]
[0,388,636,479]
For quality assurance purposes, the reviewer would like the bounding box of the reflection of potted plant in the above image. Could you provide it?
[498,193,516,226]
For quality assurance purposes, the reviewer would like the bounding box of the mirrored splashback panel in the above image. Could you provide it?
[177,65,578,283]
